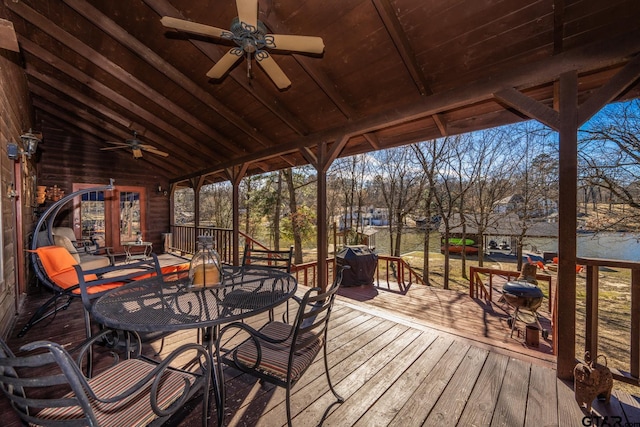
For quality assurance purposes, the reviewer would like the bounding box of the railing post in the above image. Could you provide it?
[584,264,599,361]
[632,268,640,380]
[469,267,476,298]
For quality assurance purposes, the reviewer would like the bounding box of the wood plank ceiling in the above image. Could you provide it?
[3,0,640,186]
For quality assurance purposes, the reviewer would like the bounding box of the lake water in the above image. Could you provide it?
[370,229,640,261]
[525,232,640,261]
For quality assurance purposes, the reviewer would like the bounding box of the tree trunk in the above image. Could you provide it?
[284,169,304,264]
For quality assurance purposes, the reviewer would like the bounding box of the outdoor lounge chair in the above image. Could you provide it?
[37,226,115,269]
[216,265,347,426]
[0,328,211,427]
[17,245,167,339]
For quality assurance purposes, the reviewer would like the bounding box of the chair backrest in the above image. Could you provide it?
[0,337,99,426]
[288,266,347,376]
[73,253,163,313]
[242,245,294,272]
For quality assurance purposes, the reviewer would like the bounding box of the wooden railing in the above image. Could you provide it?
[577,257,640,386]
[168,225,233,263]
[291,254,426,289]
[469,266,554,312]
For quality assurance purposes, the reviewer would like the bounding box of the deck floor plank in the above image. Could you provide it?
[2,259,639,427]
[388,340,471,426]
[352,335,454,427]
[526,363,559,427]
[491,357,531,427]
[457,351,510,427]
[424,345,490,426]
[323,331,438,427]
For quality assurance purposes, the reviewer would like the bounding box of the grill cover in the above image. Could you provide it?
[336,245,378,286]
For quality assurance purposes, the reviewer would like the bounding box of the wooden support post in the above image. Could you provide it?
[557,70,578,380]
[227,164,248,266]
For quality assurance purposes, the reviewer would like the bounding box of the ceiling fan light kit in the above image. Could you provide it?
[161,0,324,89]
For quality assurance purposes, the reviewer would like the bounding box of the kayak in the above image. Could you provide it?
[447,238,475,246]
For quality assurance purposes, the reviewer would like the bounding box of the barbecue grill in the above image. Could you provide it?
[502,280,548,339]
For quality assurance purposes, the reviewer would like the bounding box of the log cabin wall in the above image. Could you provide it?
[0,1,35,336]
[36,140,172,260]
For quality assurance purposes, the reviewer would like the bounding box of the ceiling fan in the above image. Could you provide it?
[101,131,169,159]
[160,0,324,89]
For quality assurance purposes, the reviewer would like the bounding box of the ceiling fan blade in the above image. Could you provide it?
[100,146,127,151]
[236,0,258,28]
[206,49,243,79]
[103,141,129,147]
[256,52,291,90]
[268,34,325,54]
[140,144,170,157]
[132,148,144,158]
[160,16,227,39]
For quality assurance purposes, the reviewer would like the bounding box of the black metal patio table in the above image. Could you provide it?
[90,265,297,426]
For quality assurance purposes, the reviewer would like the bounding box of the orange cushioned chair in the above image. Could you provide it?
[18,246,161,344]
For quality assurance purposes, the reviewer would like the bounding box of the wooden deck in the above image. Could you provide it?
[2,259,640,426]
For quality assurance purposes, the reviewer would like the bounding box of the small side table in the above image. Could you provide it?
[123,241,153,263]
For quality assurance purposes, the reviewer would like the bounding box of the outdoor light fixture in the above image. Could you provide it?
[156,184,167,196]
[7,129,42,160]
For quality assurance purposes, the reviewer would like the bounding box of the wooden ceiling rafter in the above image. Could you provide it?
[61,0,272,150]
[142,0,311,138]
[26,71,200,174]
[553,0,565,54]
[372,0,430,96]
[363,133,381,150]
[6,0,241,160]
[171,27,640,183]
[32,99,183,174]
[259,6,356,120]
[19,38,215,171]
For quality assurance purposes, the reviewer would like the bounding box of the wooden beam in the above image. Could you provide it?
[363,133,381,150]
[494,88,561,130]
[556,70,578,380]
[258,6,355,119]
[0,18,19,52]
[325,135,349,173]
[577,54,640,126]
[61,0,274,149]
[6,0,243,158]
[19,37,219,167]
[553,0,565,54]
[300,147,318,168]
[372,0,431,96]
[316,141,329,291]
[24,60,207,172]
[31,98,184,176]
[432,114,447,137]
[172,28,640,182]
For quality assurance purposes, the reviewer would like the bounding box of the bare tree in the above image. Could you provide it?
[331,154,371,245]
[509,122,558,270]
[374,146,426,257]
[465,128,519,266]
[579,100,640,231]
[412,139,448,282]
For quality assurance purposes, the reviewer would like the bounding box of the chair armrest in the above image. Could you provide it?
[70,328,211,417]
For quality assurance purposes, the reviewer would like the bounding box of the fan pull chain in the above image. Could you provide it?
[247,52,252,80]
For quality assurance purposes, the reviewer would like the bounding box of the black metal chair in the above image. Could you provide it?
[242,245,294,272]
[0,328,212,427]
[242,245,294,322]
[216,266,348,426]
